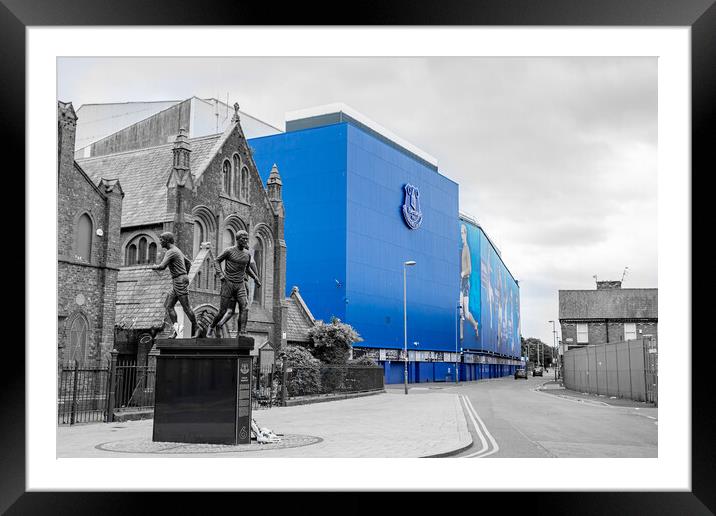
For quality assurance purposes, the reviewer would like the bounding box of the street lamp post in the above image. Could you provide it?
[548,320,557,381]
[403,260,416,395]
[527,340,531,370]
[558,338,562,380]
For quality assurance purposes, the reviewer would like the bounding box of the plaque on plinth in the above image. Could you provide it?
[152,336,254,445]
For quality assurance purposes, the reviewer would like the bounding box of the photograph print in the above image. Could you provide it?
[56,56,657,460]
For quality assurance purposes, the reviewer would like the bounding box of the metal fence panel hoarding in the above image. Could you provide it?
[563,338,657,404]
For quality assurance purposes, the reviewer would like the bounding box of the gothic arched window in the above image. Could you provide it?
[193,219,205,256]
[126,244,138,266]
[76,213,92,262]
[148,242,157,264]
[240,166,249,201]
[222,160,231,195]
[137,237,148,264]
[191,206,217,258]
[223,228,235,250]
[232,154,241,199]
[68,313,89,364]
[252,236,264,305]
[124,234,158,266]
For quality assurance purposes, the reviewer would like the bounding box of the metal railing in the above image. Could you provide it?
[58,352,156,425]
[114,359,156,413]
[57,361,112,424]
[253,362,279,409]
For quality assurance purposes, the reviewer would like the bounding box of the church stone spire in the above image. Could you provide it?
[267,163,283,201]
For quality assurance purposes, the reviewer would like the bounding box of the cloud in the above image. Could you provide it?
[57,56,657,346]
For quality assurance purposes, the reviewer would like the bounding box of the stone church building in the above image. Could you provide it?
[57,101,124,365]
[75,104,301,364]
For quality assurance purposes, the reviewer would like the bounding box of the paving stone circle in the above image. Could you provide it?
[96,434,322,454]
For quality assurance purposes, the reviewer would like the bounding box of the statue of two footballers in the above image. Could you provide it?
[153,230,260,338]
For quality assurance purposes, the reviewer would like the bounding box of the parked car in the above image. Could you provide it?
[532,366,544,377]
[514,368,528,379]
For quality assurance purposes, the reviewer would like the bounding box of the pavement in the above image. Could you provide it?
[57,374,657,458]
[57,389,472,458]
[537,379,657,408]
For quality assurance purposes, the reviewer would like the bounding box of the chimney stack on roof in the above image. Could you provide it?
[596,280,622,290]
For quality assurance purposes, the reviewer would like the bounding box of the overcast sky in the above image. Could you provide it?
[58,57,657,347]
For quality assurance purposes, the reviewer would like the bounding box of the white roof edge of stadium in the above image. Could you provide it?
[285,103,438,168]
[459,215,520,284]
[459,211,503,258]
[459,211,479,226]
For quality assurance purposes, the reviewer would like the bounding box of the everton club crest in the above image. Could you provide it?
[402,183,423,229]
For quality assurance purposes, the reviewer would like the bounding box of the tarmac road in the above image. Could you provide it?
[404,372,658,458]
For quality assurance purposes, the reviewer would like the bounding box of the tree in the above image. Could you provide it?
[282,345,322,396]
[307,317,364,393]
[521,337,550,366]
[348,355,381,367]
[307,316,363,365]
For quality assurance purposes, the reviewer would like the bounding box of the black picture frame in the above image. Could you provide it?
[5,1,710,514]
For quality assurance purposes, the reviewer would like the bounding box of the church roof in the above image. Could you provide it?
[115,266,170,331]
[285,286,316,342]
[77,134,220,228]
[115,245,214,331]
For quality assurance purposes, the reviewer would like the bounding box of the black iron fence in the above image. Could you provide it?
[57,361,112,424]
[114,359,156,412]
[58,355,385,424]
[253,362,279,410]
[58,353,156,425]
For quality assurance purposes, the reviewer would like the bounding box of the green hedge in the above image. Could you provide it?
[283,345,322,396]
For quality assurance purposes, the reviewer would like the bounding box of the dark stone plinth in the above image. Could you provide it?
[154,337,254,354]
[152,337,254,445]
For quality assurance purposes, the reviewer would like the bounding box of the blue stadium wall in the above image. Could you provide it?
[249,124,348,322]
[249,121,519,384]
[344,124,460,353]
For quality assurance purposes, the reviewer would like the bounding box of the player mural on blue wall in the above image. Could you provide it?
[460,224,480,340]
[461,218,521,357]
[480,230,520,356]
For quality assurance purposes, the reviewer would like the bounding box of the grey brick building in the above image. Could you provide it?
[559,281,657,350]
[57,101,124,365]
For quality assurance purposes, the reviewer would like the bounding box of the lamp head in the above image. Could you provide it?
[404,260,417,266]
